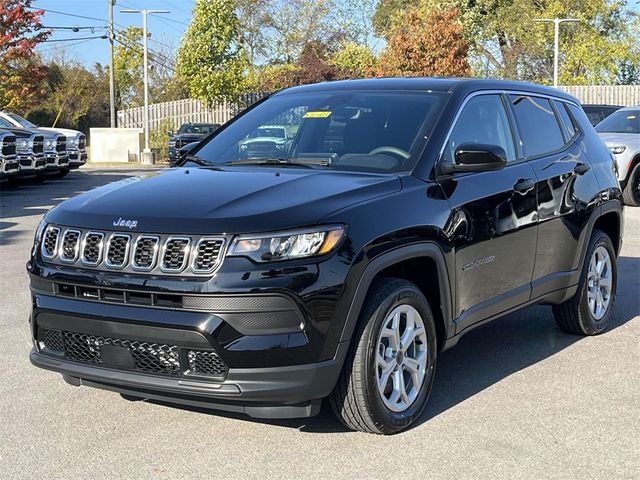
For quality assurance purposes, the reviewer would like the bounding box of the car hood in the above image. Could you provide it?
[46,167,402,234]
[172,133,206,142]
[597,132,640,145]
[37,127,82,139]
[240,137,287,145]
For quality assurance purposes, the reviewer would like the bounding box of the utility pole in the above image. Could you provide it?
[534,18,580,87]
[121,9,169,164]
[108,0,116,128]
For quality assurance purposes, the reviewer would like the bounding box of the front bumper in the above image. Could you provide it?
[68,149,87,168]
[16,154,46,177]
[0,157,19,180]
[42,152,69,173]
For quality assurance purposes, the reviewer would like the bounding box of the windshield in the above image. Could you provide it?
[7,112,36,128]
[192,90,446,173]
[178,123,218,134]
[595,110,640,134]
[0,117,14,128]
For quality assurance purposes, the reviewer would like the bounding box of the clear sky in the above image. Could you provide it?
[33,0,193,67]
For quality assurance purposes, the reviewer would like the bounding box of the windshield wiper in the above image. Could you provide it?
[224,158,328,168]
[182,154,212,166]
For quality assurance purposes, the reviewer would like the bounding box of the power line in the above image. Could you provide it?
[40,26,109,32]
[25,6,107,24]
[41,35,108,43]
[150,13,188,27]
[38,37,103,54]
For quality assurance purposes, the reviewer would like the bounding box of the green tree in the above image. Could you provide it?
[177,0,248,103]
[113,27,144,108]
[0,0,50,111]
[329,41,377,78]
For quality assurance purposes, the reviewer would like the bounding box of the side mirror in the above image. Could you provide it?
[443,143,507,173]
[167,130,173,137]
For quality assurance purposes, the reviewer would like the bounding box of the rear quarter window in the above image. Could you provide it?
[509,95,565,158]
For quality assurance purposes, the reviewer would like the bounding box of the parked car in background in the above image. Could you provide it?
[595,106,640,205]
[0,130,19,182]
[168,123,220,163]
[0,127,46,179]
[28,78,623,435]
[169,140,200,166]
[0,111,86,174]
[582,104,623,126]
[238,125,292,159]
[0,116,68,179]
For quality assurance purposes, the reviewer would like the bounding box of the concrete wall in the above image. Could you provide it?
[89,128,143,163]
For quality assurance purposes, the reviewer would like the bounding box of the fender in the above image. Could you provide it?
[338,242,453,349]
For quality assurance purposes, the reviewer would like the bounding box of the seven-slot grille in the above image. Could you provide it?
[38,328,228,378]
[40,225,227,276]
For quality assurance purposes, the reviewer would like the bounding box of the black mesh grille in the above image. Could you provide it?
[32,136,44,154]
[39,329,64,352]
[162,238,190,271]
[56,137,66,152]
[42,227,60,258]
[106,234,130,268]
[60,230,80,261]
[2,135,16,156]
[62,331,181,375]
[78,136,86,149]
[133,237,159,269]
[187,350,227,376]
[193,238,224,272]
[82,232,104,264]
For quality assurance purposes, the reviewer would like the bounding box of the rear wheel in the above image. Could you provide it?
[622,162,640,206]
[329,278,437,434]
[552,229,617,335]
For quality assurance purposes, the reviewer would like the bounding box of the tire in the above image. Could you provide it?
[622,162,640,207]
[552,229,617,335]
[329,278,437,434]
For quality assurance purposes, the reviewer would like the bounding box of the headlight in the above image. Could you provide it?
[17,139,29,150]
[169,141,176,147]
[230,225,345,262]
[45,139,55,148]
[609,145,626,154]
[239,144,248,150]
[32,219,47,256]
[67,138,78,146]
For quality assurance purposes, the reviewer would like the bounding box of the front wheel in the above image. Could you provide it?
[329,278,437,434]
[552,229,617,335]
[622,162,640,206]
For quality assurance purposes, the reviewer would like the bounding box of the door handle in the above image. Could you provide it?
[574,162,591,175]
[513,178,535,195]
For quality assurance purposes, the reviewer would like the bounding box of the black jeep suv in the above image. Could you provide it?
[28,78,623,434]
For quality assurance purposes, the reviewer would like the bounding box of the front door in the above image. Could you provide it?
[438,94,538,333]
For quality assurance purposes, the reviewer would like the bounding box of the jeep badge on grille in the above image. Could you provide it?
[112,217,138,229]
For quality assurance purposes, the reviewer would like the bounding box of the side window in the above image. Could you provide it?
[554,101,578,139]
[442,95,516,165]
[509,95,565,158]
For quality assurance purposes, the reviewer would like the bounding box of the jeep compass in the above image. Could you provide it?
[28,78,623,434]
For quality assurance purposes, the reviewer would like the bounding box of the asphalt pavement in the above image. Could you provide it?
[1,169,638,479]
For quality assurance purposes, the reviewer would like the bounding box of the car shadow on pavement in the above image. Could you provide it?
[146,255,639,434]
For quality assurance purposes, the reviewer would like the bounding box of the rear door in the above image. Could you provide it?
[508,95,600,298]
[438,93,538,333]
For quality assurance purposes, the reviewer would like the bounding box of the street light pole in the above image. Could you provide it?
[121,9,170,164]
[534,18,579,87]
[108,0,116,128]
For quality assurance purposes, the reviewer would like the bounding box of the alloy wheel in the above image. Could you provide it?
[375,304,428,413]
[587,245,613,320]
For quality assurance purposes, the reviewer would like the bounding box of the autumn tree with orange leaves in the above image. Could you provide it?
[0,0,50,111]
[375,7,470,78]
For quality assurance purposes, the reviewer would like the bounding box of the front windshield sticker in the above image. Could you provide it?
[303,111,332,118]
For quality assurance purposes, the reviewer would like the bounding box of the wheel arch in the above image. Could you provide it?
[339,243,454,352]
